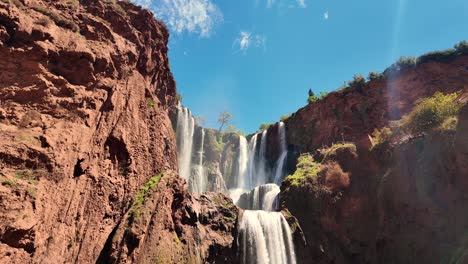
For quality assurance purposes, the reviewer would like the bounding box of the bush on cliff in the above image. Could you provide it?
[285,154,321,186]
[348,74,366,88]
[371,126,393,148]
[401,91,462,134]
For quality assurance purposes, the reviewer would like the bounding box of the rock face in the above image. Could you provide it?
[282,55,468,153]
[0,1,238,263]
[281,105,468,264]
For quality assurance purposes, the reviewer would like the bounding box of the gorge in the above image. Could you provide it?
[0,1,467,264]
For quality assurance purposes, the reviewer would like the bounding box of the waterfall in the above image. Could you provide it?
[246,134,258,190]
[239,211,297,264]
[176,105,195,181]
[237,136,249,189]
[273,122,288,184]
[237,184,280,211]
[190,128,205,193]
[256,130,268,186]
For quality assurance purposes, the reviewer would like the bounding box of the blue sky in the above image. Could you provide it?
[132,0,467,133]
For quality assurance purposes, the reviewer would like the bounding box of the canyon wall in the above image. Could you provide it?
[0,1,237,263]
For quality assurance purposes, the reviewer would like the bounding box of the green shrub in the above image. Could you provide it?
[146,98,156,108]
[384,56,417,75]
[31,5,79,32]
[401,91,462,134]
[1,0,24,8]
[454,40,468,54]
[259,123,271,130]
[348,74,366,88]
[368,71,384,81]
[285,154,321,186]
[280,114,291,121]
[307,95,318,104]
[371,127,393,147]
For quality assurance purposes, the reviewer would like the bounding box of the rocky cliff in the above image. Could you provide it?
[0,1,237,263]
[282,54,468,155]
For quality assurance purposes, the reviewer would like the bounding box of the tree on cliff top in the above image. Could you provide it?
[218,111,232,132]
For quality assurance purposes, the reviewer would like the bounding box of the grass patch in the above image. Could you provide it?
[1,0,24,8]
[2,178,19,187]
[285,154,321,186]
[14,169,38,185]
[129,174,162,220]
[31,4,79,32]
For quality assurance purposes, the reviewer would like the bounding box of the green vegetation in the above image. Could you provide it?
[280,114,291,121]
[15,169,38,185]
[1,178,19,187]
[322,142,357,159]
[259,123,271,131]
[307,90,330,104]
[146,98,156,108]
[31,4,79,32]
[371,126,393,148]
[348,74,366,88]
[176,93,183,102]
[368,71,384,81]
[400,91,462,134]
[389,56,418,72]
[285,154,321,186]
[370,91,463,149]
[129,174,162,220]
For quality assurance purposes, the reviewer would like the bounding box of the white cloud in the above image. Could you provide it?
[297,0,306,8]
[264,0,306,8]
[324,11,329,20]
[131,0,223,38]
[233,31,266,54]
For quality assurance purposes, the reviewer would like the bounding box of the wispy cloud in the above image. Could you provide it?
[264,0,306,8]
[131,0,223,38]
[324,11,329,20]
[233,31,267,54]
[297,0,306,8]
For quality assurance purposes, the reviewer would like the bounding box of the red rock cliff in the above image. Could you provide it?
[0,1,237,263]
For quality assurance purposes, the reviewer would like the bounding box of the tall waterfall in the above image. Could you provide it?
[246,134,258,190]
[237,136,249,189]
[176,105,195,181]
[229,125,295,264]
[273,122,288,184]
[239,211,297,264]
[256,130,268,186]
[190,129,205,193]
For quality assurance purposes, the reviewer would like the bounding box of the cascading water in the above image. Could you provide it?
[256,130,268,186]
[236,184,280,211]
[176,105,195,181]
[237,136,249,189]
[230,125,295,264]
[190,128,205,193]
[239,211,296,264]
[273,122,288,184]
